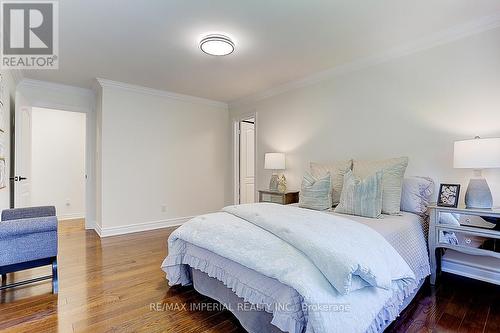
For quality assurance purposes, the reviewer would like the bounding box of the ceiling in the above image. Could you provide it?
[21,0,500,103]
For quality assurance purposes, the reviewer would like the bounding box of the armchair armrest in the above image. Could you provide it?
[0,216,58,239]
[1,206,56,221]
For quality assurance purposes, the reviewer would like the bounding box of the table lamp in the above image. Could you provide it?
[454,137,500,209]
[264,153,286,192]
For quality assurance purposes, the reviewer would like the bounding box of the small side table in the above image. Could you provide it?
[258,190,299,205]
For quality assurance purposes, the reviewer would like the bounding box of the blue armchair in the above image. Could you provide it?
[0,206,58,293]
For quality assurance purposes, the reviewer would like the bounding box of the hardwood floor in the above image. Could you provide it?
[386,274,499,333]
[0,220,499,332]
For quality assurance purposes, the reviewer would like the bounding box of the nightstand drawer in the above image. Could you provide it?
[437,228,500,258]
[438,211,500,230]
[260,193,286,204]
[258,190,299,205]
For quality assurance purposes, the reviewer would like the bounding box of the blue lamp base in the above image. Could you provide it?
[465,178,493,209]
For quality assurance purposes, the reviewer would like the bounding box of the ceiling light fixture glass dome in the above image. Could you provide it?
[199,34,235,56]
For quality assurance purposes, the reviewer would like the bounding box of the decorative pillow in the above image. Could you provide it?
[310,160,353,206]
[334,170,383,218]
[299,172,332,211]
[400,177,434,216]
[353,157,408,215]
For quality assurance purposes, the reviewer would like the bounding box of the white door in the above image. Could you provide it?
[14,91,32,207]
[239,120,255,204]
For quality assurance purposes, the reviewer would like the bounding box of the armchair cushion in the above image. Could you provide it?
[0,216,58,239]
[0,230,57,267]
[1,206,56,221]
[0,206,58,267]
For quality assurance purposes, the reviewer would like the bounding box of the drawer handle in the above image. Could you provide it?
[465,218,471,223]
[465,238,472,244]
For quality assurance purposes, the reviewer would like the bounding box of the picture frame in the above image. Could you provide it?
[437,183,461,208]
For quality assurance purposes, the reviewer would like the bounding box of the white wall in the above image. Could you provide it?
[0,71,18,210]
[31,108,86,219]
[96,80,229,236]
[17,80,96,227]
[229,27,500,206]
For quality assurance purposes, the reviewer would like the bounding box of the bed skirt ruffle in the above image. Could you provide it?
[163,252,306,333]
[163,249,429,333]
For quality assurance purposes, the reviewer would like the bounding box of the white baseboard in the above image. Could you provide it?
[85,220,96,230]
[94,222,103,237]
[58,213,85,221]
[95,216,192,237]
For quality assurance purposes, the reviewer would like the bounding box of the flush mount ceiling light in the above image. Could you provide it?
[199,34,235,56]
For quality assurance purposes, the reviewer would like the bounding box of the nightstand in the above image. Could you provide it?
[428,205,500,285]
[258,190,299,205]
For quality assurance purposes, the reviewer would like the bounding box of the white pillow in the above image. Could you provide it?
[299,172,332,211]
[400,177,434,216]
[310,160,353,206]
[353,157,408,215]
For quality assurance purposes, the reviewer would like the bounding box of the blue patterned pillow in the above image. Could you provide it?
[334,170,383,218]
[299,172,332,210]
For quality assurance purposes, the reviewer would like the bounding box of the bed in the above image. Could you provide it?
[162,203,430,333]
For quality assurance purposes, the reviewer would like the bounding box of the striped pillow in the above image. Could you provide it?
[299,172,332,211]
[353,157,408,215]
[334,170,383,218]
[310,160,353,206]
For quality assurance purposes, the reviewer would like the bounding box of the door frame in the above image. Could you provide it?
[13,82,95,229]
[233,112,257,205]
[12,96,32,209]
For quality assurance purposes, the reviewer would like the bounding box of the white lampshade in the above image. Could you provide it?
[454,137,500,169]
[264,153,286,170]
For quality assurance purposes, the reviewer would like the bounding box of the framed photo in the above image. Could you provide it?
[437,183,461,208]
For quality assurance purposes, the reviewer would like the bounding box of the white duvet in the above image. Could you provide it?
[164,203,416,333]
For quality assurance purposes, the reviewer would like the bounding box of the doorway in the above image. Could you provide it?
[13,106,86,220]
[235,116,256,204]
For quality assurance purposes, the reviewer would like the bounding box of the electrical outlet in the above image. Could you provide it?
[161,205,167,213]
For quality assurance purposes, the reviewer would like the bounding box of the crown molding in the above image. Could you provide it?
[19,78,95,98]
[17,78,96,112]
[229,12,500,110]
[96,78,228,109]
